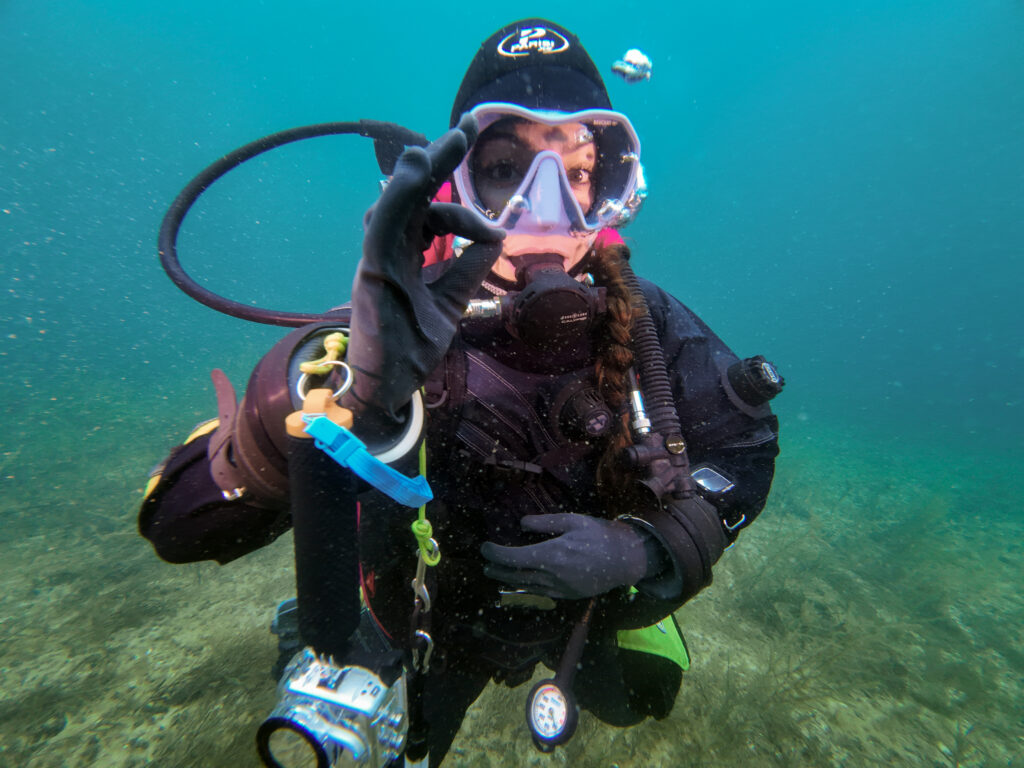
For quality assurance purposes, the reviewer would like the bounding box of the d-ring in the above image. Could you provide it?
[296,360,353,403]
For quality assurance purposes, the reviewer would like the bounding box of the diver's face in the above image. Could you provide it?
[471,120,598,280]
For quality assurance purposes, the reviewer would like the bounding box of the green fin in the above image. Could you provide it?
[617,614,690,671]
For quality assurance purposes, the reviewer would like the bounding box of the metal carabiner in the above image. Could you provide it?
[412,629,434,673]
[411,552,432,614]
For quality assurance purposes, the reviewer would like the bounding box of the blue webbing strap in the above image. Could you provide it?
[303,415,433,508]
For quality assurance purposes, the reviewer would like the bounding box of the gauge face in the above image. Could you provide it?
[529,683,568,740]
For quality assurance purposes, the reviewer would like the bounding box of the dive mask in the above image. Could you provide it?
[454,103,647,236]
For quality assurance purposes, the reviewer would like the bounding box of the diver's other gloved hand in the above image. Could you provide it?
[481,514,661,600]
[343,114,505,435]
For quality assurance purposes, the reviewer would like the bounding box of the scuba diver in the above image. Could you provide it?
[139,19,782,768]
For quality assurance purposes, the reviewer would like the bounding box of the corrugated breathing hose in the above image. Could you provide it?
[620,260,693,495]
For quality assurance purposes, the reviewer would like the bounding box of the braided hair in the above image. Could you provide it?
[586,241,644,502]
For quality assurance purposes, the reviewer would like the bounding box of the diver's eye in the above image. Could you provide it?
[566,167,593,186]
[481,159,522,185]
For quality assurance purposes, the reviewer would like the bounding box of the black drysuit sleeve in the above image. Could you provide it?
[138,432,292,565]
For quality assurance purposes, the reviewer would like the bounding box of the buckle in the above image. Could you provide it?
[496,589,557,611]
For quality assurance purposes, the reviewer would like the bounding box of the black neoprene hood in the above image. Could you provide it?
[450,19,612,126]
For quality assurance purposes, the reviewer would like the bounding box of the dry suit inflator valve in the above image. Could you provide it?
[727,355,785,406]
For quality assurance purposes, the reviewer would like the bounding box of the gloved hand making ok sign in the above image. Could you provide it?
[342,115,504,436]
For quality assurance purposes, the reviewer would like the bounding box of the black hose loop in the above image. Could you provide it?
[158,120,428,327]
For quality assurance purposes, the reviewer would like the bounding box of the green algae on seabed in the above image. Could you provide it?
[0,411,1021,767]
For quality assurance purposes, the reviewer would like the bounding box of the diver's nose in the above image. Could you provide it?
[524,154,567,230]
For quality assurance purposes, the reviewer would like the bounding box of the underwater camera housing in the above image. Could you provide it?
[256,648,408,768]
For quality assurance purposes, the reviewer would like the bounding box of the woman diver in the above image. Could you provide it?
[140,19,781,768]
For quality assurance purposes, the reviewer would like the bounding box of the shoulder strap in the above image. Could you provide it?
[208,368,245,499]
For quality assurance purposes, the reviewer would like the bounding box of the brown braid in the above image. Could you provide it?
[587,241,645,504]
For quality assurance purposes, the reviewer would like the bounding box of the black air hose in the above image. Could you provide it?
[620,262,689,475]
[610,264,729,620]
[158,120,428,327]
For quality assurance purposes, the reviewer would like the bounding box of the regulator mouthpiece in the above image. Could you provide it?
[506,254,606,348]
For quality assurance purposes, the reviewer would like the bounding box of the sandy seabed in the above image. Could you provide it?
[0,404,1020,768]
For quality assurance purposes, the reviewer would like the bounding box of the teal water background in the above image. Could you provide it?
[2,1,1022,766]
[4,0,1022,461]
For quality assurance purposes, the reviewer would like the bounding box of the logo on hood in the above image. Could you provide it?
[497,27,570,58]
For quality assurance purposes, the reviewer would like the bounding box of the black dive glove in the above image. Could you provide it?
[480,514,659,600]
[343,114,505,432]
